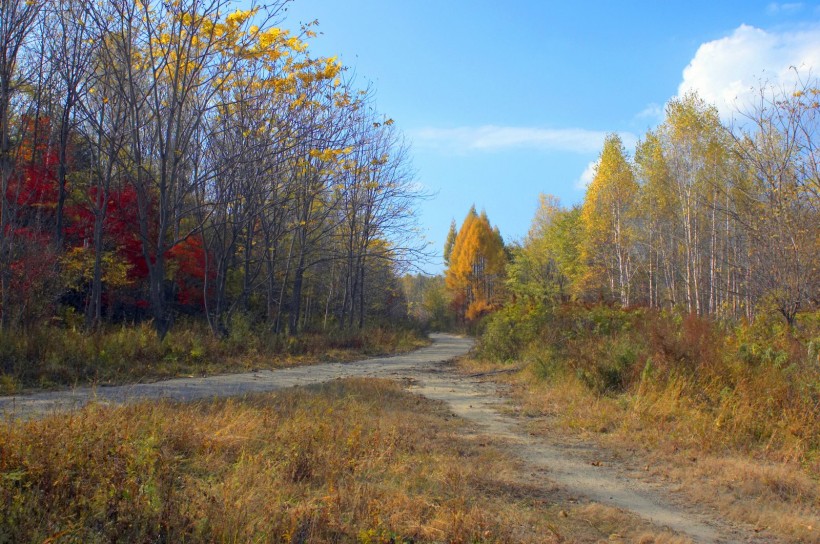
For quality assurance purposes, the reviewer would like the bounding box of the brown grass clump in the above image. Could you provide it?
[1,378,578,543]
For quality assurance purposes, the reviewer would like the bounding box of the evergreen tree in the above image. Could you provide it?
[445,207,506,320]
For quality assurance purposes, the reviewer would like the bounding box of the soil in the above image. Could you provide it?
[0,333,776,543]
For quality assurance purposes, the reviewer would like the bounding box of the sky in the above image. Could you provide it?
[276,1,820,273]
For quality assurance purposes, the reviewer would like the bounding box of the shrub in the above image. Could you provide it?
[477,302,551,363]
[477,302,820,464]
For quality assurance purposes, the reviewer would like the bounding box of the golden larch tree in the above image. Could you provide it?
[445,207,506,320]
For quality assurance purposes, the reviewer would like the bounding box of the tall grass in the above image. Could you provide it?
[1,379,552,543]
[478,303,820,469]
[0,321,428,393]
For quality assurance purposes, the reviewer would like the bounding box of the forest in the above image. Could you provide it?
[0,0,424,344]
[442,90,819,327]
[435,85,820,496]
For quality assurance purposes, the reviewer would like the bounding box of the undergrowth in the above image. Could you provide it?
[478,303,820,469]
[0,320,428,393]
[0,379,561,544]
[475,302,820,542]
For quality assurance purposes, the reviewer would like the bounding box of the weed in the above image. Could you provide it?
[0,379,573,543]
[0,322,428,391]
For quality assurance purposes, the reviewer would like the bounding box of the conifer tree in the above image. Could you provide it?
[445,207,506,320]
[443,219,457,267]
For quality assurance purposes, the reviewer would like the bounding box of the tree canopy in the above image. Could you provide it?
[445,207,506,321]
[0,0,426,337]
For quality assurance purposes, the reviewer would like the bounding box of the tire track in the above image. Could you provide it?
[1,333,766,543]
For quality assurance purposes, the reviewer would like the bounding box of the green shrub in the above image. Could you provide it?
[478,302,551,363]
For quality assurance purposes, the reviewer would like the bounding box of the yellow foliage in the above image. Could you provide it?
[579,133,638,302]
[61,247,133,291]
[257,26,284,49]
[308,147,351,162]
[225,8,256,29]
[445,208,506,320]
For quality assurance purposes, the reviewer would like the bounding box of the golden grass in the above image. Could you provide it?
[0,377,702,543]
[0,323,429,393]
[471,359,820,543]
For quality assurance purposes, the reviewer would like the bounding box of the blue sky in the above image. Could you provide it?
[279,1,820,273]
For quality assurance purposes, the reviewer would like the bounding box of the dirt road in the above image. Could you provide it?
[1,333,765,543]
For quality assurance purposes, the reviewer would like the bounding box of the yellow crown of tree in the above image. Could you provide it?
[445,207,506,320]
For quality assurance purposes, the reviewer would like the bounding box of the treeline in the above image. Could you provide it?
[438,87,820,475]
[505,90,819,324]
[0,0,424,338]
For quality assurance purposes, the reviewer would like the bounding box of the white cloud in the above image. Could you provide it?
[410,125,637,155]
[632,102,666,125]
[678,24,820,119]
[576,159,599,190]
[635,102,664,122]
[766,2,803,14]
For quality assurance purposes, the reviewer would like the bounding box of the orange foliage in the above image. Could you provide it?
[445,207,506,320]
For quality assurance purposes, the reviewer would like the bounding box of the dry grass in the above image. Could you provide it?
[0,322,428,393]
[464,359,820,543]
[0,377,699,543]
[480,304,820,462]
[467,302,820,542]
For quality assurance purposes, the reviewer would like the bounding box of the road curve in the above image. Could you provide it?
[0,333,474,420]
[1,332,763,543]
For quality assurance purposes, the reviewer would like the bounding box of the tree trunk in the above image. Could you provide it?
[86,202,107,329]
[288,247,306,335]
[357,259,366,329]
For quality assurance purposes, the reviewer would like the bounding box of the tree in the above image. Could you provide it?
[0,0,42,328]
[507,196,583,305]
[731,78,820,324]
[506,194,561,303]
[580,134,638,305]
[48,0,94,248]
[445,207,506,320]
[634,93,738,316]
[443,218,456,267]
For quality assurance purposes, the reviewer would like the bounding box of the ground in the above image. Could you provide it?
[0,334,789,543]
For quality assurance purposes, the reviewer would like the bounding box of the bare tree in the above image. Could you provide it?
[731,77,820,324]
[0,0,41,328]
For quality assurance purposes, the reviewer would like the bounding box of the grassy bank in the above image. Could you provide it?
[0,378,688,543]
[472,303,820,542]
[0,321,428,394]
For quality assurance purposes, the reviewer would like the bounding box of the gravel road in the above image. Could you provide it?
[1,332,769,543]
[0,333,473,420]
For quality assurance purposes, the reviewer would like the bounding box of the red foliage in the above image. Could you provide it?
[65,185,149,281]
[1,114,215,319]
[3,228,60,323]
[4,119,59,229]
[166,235,214,308]
[0,116,61,324]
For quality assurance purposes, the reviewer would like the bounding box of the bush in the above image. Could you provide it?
[476,302,820,464]
[477,302,551,363]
